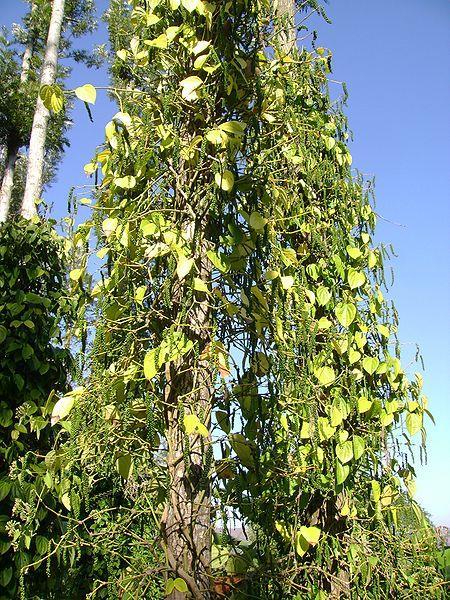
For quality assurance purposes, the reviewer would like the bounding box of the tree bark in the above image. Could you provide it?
[162,245,213,599]
[21,0,65,220]
[275,0,296,55]
[0,29,34,223]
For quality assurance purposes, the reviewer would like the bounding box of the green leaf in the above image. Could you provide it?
[314,366,336,387]
[336,461,350,485]
[102,217,118,238]
[348,348,361,365]
[295,531,310,556]
[0,567,12,587]
[335,302,356,327]
[0,478,11,501]
[336,441,353,464]
[229,434,255,469]
[348,268,366,289]
[215,170,234,192]
[165,579,175,595]
[0,325,7,344]
[75,84,97,105]
[192,40,211,55]
[249,211,267,231]
[206,129,228,145]
[330,406,343,427]
[316,286,331,306]
[206,249,229,272]
[116,454,133,479]
[40,84,64,113]
[183,414,209,437]
[215,410,230,434]
[143,349,159,380]
[134,285,147,304]
[219,121,246,134]
[324,136,335,150]
[51,396,75,426]
[406,412,422,436]
[362,356,379,375]
[173,578,189,593]
[352,435,365,460]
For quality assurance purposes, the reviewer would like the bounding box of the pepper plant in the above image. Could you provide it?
[21,0,445,598]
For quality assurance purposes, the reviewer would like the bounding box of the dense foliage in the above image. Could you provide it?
[0,0,446,598]
[0,220,72,597]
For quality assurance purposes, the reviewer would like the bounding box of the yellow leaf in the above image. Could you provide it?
[299,526,321,545]
[69,268,84,282]
[357,396,372,413]
[74,84,96,105]
[117,49,128,60]
[166,26,180,41]
[280,276,294,290]
[314,366,336,386]
[183,414,209,437]
[192,40,210,55]
[206,129,228,145]
[102,217,118,238]
[176,256,194,280]
[114,176,136,189]
[181,0,199,11]
[193,277,209,292]
[144,34,168,49]
[180,76,203,101]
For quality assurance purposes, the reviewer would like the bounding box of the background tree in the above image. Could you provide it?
[0,0,98,223]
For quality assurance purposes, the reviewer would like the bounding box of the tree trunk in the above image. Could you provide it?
[275,0,296,55]
[0,150,18,223]
[21,0,65,220]
[162,245,213,599]
[0,29,34,223]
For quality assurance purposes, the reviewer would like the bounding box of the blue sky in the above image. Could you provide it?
[2,0,449,524]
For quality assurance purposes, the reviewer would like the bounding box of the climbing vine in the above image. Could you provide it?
[7,0,445,598]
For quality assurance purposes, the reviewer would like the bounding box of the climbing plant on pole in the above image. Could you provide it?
[35,0,445,598]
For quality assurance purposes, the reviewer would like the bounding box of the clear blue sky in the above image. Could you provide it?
[2,1,449,524]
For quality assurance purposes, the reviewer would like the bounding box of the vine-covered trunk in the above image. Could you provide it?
[21,0,65,219]
[163,244,213,599]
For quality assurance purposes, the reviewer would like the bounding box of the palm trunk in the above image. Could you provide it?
[0,31,34,223]
[21,0,65,220]
[162,244,213,599]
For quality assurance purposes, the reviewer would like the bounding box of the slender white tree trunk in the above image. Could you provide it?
[0,152,18,223]
[0,30,34,223]
[21,0,65,220]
